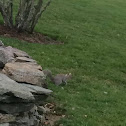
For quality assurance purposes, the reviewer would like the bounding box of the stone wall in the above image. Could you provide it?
[0,41,52,126]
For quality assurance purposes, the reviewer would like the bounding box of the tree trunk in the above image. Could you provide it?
[0,0,13,28]
[15,0,35,32]
[29,0,52,33]
[0,0,52,33]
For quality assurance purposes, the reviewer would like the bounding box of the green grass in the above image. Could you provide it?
[1,0,126,125]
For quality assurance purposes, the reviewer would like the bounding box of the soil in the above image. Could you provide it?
[0,25,64,45]
[43,103,66,126]
[44,114,62,126]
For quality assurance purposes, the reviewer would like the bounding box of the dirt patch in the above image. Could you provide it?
[44,114,62,126]
[42,103,66,126]
[0,25,64,45]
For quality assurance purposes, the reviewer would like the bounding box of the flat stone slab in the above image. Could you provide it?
[10,46,30,58]
[0,123,9,126]
[0,103,34,114]
[21,83,52,95]
[0,73,52,113]
[3,62,45,86]
[14,57,37,63]
[0,46,31,68]
[0,73,34,101]
[0,73,52,102]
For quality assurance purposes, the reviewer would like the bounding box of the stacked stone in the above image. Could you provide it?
[0,41,52,126]
[0,44,46,87]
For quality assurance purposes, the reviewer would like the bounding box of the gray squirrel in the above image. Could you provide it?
[43,69,72,85]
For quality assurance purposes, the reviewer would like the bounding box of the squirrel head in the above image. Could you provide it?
[66,73,72,79]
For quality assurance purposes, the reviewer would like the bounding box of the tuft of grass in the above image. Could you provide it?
[1,0,126,125]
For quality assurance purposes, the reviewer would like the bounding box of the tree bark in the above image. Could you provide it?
[0,0,51,33]
[0,0,13,28]
[15,0,35,32]
[15,0,52,33]
[29,0,52,33]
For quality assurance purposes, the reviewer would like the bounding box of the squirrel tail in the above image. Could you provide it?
[43,69,54,82]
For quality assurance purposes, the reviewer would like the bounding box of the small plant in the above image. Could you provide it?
[0,0,51,33]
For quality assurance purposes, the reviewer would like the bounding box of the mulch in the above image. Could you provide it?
[0,25,64,45]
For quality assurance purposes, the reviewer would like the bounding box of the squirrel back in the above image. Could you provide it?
[53,73,72,85]
[43,69,72,85]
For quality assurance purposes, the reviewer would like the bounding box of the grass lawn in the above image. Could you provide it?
[1,0,126,125]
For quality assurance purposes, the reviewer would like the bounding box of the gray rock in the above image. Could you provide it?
[0,123,9,126]
[0,46,32,68]
[14,57,37,63]
[0,73,52,102]
[0,45,52,125]
[20,83,52,105]
[12,48,30,58]
[0,73,52,113]
[0,47,14,68]
[0,94,32,103]
[21,83,52,95]
[0,103,34,114]
[10,106,43,126]
[0,73,34,102]
[3,62,45,87]
[5,46,15,58]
